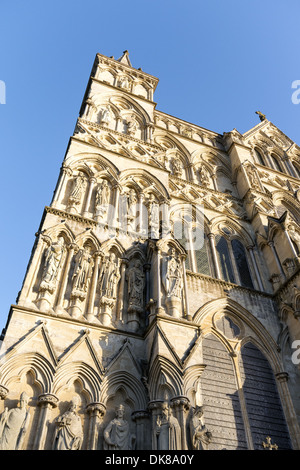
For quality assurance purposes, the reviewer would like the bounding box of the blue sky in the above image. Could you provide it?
[1,0,300,332]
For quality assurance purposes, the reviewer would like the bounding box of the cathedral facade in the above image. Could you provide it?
[1,50,300,450]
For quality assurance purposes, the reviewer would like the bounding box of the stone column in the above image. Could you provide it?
[83,177,97,218]
[51,164,72,208]
[86,402,106,450]
[247,245,264,291]
[111,184,120,228]
[156,248,163,315]
[132,410,151,450]
[55,243,77,312]
[284,229,299,258]
[18,233,47,306]
[34,393,59,450]
[181,255,190,320]
[116,257,129,323]
[170,396,190,450]
[268,240,286,279]
[138,193,146,235]
[275,372,300,449]
[148,400,164,450]
[86,251,102,322]
[208,233,221,279]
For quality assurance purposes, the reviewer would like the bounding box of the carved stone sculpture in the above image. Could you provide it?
[155,402,181,450]
[98,253,121,299]
[189,406,212,450]
[172,157,183,177]
[103,404,135,450]
[40,237,65,292]
[0,392,30,450]
[52,396,83,450]
[68,173,87,209]
[72,248,93,293]
[164,248,182,298]
[148,194,160,238]
[198,165,210,186]
[98,253,121,326]
[99,105,112,125]
[127,260,145,313]
[162,248,183,318]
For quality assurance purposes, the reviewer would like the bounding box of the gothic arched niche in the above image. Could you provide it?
[239,342,292,450]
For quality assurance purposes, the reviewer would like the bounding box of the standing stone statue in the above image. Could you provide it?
[72,248,94,293]
[103,404,135,450]
[127,260,145,313]
[95,179,110,221]
[53,396,83,450]
[155,402,181,450]
[68,173,87,207]
[0,392,30,450]
[189,406,212,450]
[164,248,182,298]
[98,253,121,299]
[41,237,65,287]
[99,105,112,125]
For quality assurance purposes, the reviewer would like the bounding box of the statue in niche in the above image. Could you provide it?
[155,402,181,450]
[126,116,138,136]
[118,76,130,90]
[148,193,160,238]
[99,105,112,125]
[95,179,110,220]
[172,157,183,177]
[126,189,138,229]
[40,237,65,290]
[198,165,210,186]
[246,165,261,190]
[98,252,121,299]
[126,260,145,313]
[103,404,136,450]
[0,392,30,450]
[53,396,83,450]
[72,247,94,293]
[68,173,87,207]
[189,406,212,450]
[163,248,183,298]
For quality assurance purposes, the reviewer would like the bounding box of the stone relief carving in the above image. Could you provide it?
[198,164,210,186]
[189,406,212,450]
[52,396,83,450]
[126,116,139,136]
[163,248,182,299]
[103,404,136,450]
[172,156,183,177]
[98,253,121,325]
[99,105,112,125]
[0,392,30,450]
[98,253,121,300]
[71,247,94,294]
[127,259,145,314]
[68,173,87,208]
[39,237,65,294]
[95,179,110,220]
[155,402,181,450]
[148,193,160,238]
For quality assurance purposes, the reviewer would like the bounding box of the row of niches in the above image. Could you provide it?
[0,389,210,450]
[96,65,155,101]
[26,235,188,330]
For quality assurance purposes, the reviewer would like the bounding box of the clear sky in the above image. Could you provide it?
[1,0,300,332]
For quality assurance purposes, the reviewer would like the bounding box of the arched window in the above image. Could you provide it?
[194,234,212,276]
[231,239,254,289]
[270,153,283,173]
[240,343,292,450]
[254,148,265,166]
[292,162,300,179]
[215,234,235,283]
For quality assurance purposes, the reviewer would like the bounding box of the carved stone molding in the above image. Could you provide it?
[37,393,59,408]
